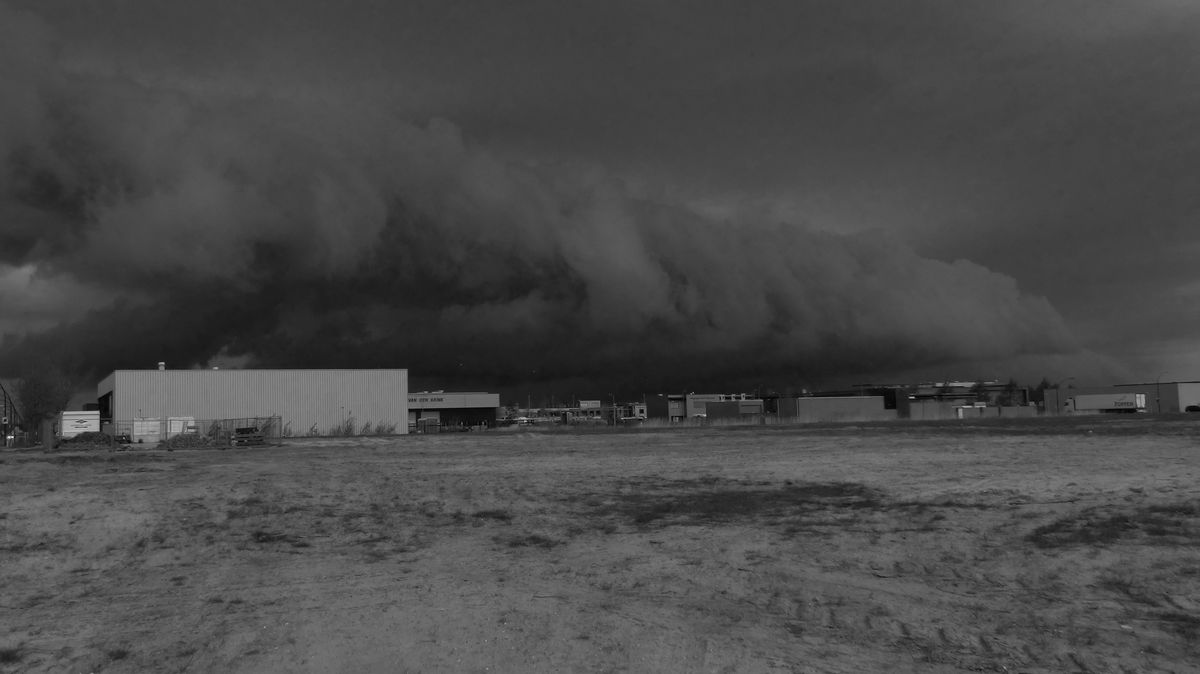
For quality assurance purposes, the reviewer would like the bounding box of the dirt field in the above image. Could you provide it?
[3,417,1200,673]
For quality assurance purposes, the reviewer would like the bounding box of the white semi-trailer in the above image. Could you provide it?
[1071,393,1146,413]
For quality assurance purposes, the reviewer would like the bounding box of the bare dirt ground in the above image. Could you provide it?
[3,416,1200,673]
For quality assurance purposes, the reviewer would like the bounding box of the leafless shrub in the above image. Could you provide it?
[160,433,215,450]
[328,416,357,436]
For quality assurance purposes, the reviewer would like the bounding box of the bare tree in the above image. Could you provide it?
[997,378,1022,406]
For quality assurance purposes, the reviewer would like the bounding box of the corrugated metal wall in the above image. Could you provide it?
[1178,383,1200,412]
[111,369,408,436]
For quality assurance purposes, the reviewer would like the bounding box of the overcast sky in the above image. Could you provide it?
[2,1,1198,392]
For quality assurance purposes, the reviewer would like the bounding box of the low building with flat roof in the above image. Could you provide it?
[408,391,500,430]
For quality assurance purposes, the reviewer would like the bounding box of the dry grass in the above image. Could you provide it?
[4,419,1200,672]
[1028,500,1200,548]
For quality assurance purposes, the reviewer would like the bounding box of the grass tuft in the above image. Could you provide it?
[472,509,513,522]
[252,531,291,543]
[499,534,562,549]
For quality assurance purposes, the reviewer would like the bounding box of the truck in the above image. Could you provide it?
[58,410,101,439]
[1070,393,1146,413]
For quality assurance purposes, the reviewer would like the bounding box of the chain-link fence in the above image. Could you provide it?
[107,416,282,445]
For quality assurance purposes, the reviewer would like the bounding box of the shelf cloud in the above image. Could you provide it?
[0,3,1082,389]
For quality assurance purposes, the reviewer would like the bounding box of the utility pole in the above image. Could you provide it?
[1051,377,1075,415]
[1156,371,1167,414]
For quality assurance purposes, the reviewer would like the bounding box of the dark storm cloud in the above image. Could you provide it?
[2,0,1160,388]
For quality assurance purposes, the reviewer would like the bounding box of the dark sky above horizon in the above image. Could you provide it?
[2,0,1198,393]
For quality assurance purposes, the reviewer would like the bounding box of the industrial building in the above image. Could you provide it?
[98,368,409,440]
[777,396,897,423]
[706,398,766,421]
[821,381,1028,405]
[1043,381,1200,415]
[648,392,892,424]
[408,391,501,430]
[503,400,647,426]
[897,397,1036,420]
[647,393,760,421]
[643,383,1043,425]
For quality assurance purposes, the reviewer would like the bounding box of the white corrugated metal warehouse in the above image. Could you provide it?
[97,369,408,438]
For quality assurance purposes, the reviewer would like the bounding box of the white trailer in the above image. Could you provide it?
[58,410,100,439]
[167,416,197,437]
[1071,393,1146,413]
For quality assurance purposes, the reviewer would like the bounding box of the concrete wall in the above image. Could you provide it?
[998,405,1037,418]
[99,369,409,436]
